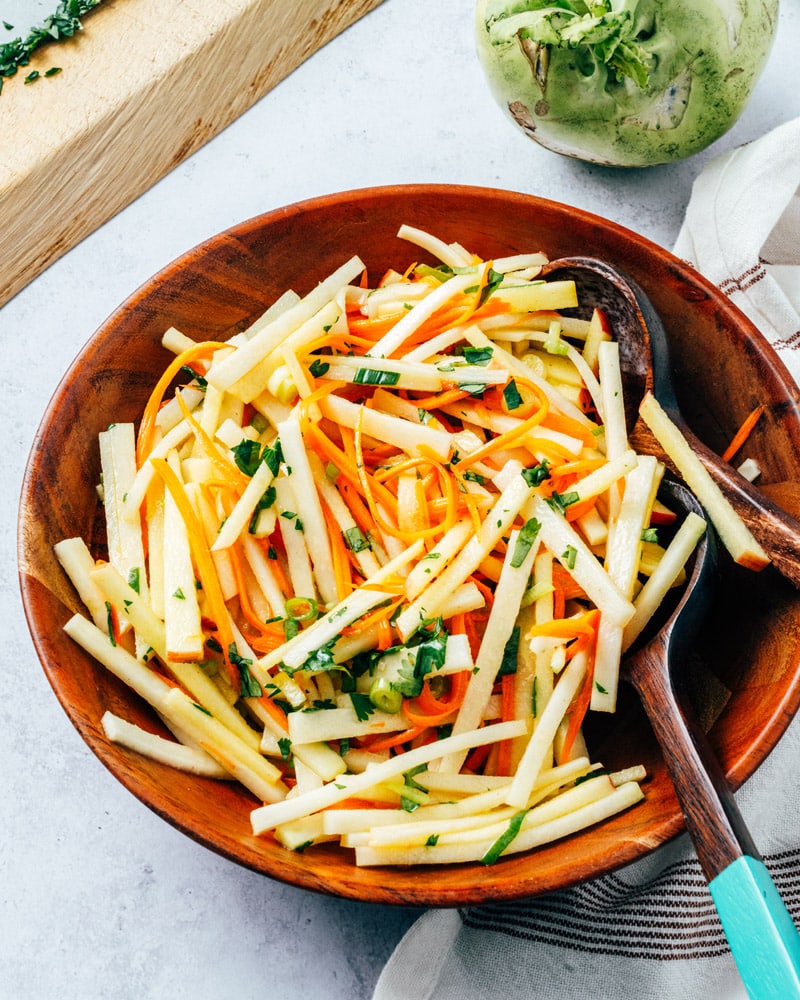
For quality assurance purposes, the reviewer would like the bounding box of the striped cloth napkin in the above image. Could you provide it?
[373,118,800,1000]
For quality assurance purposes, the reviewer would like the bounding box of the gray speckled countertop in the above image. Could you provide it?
[2,2,799,997]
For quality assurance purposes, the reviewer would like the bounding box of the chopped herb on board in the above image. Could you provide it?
[0,0,103,95]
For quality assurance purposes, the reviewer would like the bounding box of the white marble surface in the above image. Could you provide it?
[2,2,799,998]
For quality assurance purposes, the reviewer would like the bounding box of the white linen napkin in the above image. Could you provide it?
[373,118,800,1000]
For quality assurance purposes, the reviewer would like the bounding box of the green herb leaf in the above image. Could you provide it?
[498,625,520,677]
[511,517,541,568]
[522,461,551,487]
[231,439,262,477]
[303,637,338,675]
[350,692,375,722]
[1,1,104,96]
[344,526,370,553]
[309,358,330,378]
[353,368,401,386]
[503,379,523,410]
[229,644,262,697]
[460,346,493,367]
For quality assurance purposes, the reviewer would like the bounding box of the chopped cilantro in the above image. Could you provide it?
[105,601,116,647]
[353,368,400,386]
[344,526,370,553]
[522,461,551,487]
[503,379,523,410]
[350,692,375,722]
[0,1,103,97]
[249,485,276,532]
[510,517,541,568]
[498,625,520,677]
[229,645,262,697]
[460,346,493,367]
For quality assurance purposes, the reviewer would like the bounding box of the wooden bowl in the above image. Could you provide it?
[18,184,800,906]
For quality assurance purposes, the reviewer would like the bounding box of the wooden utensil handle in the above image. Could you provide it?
[631,633,759,880]
[675,417,800,589]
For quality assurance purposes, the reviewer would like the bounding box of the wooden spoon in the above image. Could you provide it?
[541,256,800,589]
[624,476,800,996]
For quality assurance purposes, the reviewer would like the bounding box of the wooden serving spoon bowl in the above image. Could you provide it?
[541,256,800,589]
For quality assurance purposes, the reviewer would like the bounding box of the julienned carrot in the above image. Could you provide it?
[495,673,517,776]
[402,670,470,727]
[320,499,355,601]
[340,597,403,639]
[542,410,600,447]
[347,311,411,339]
[721,403,765,463]
[358,725,429,753]
[255,691,289,731]
[228,542,273,635]
[548,610,600,762]
[456,395,549,470]
[526,609,599,644]
[151,457,238,689]
[551,563,588,601]
[564,496,600,523]
[137,341,227,465]
[413,388,473,410]
[176,392,250,494]
[353,410,452,544]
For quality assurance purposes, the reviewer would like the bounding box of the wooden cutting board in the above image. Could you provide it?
[0,0,384,308]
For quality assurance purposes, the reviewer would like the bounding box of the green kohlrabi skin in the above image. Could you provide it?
[475,0,779,167]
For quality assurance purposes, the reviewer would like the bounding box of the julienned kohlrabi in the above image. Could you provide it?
[475,0,779,167]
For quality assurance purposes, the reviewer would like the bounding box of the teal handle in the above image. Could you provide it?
[710,855,800,998]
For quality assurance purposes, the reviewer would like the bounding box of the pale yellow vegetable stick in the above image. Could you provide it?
[592,454,661,713]
[505,648,589,809]
[355,779,643,866]
[101,711,229,778]
[277,416,338,606]
[436,525,540,773]
[90,562,261,751]
[527,495,635,628]
[639,392,769,571]
[211,459,276,551]
[366,270,479,359]
[162,454,204,662]
[54,537,111,631]
[205,256,364,398]
[318,393,452,463]
[62,614,286,801]
[250,719,526,835]
[394,472,534,640]
[622,511,707,651]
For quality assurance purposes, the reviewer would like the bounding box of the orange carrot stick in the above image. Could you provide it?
[721,403,765,463]
[136,341,227,465]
